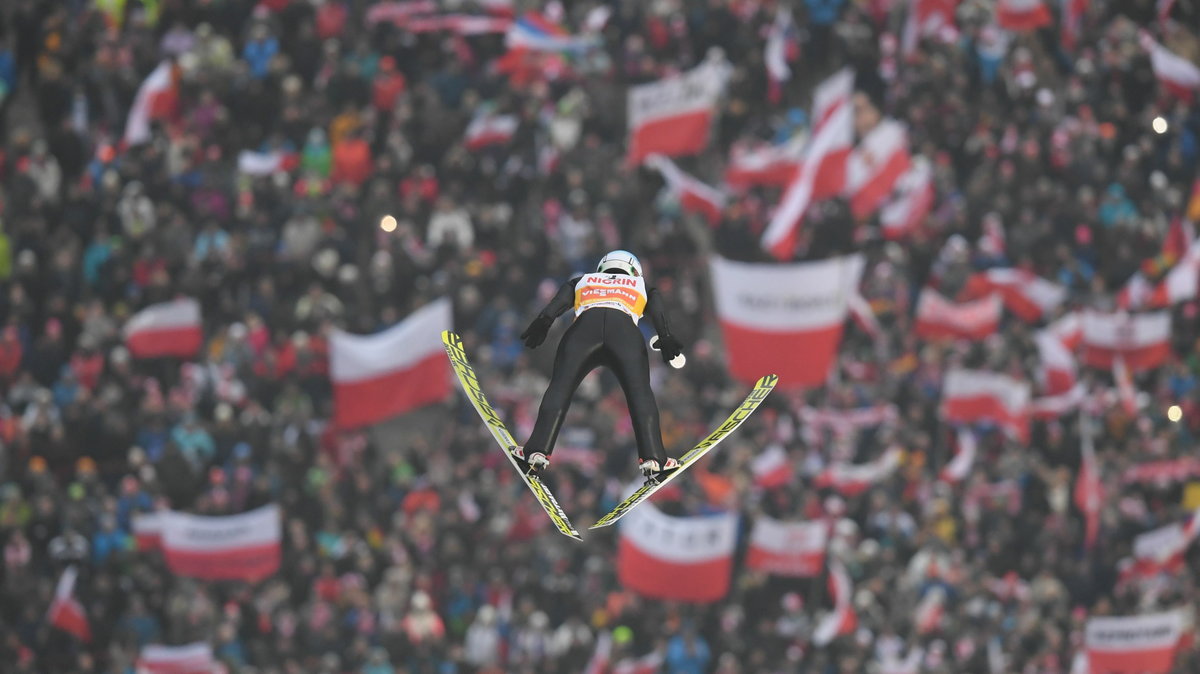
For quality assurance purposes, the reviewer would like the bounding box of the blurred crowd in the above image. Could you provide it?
[0,0,1198,673]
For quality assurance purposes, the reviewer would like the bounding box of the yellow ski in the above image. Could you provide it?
[441,331,582,540]
[590,374,779,529]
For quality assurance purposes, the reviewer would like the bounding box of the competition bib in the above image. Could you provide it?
[574,273,648,323]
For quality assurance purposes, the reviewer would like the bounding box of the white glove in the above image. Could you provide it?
[649,336,687,369]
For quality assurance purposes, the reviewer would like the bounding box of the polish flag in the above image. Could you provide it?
[746,517,827,577]
[799,404,899,443]
[751,444,793,489]
[124,298,204,359]
[1126,508,1200,580]
[939,369,1031,442]
[724,137,804,189]
[136,643,217,674]
[1080,310,1172,373]
[617,500,737,602]
[464,112,519,150]
[814,447,904,496]
[47,566,91,643]
[124,61,177,146]
[612,652,664,674]
[1140,31,1200,102]
[848,292,883,339]
[914,288,1001,341]
[845,119,911,219]
[761,68,855,259]
[902,0,960,58]
[1122,458,1200,486]
[963,268,1066,323]
[237,150,299,176]
[813,559,857,646]
[1030,384,1087,420]
[330,298,452,429]
[914,586,947,634]
[1086,610,1186,674]
[583,632,612,674]
[132,511,164,551]
[160,504,281,582]
[764,6,798,103]
[1117,239,1200,310]
[1113,356,1138,415]
[995,0,1052,31]
[365,1,439,26]
[1047,311,1083,350]
[711,254,864,389]
[627,58,730,165]
[1075,415,1103,550]
[1061,0,1088,51]
[879,157,934,240]
[1034,329,1078,395]
[646,154,727,224]
[940,429,977,484]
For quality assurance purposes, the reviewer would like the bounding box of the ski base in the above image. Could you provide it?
[442,331,582,540]
[589,373,779,529]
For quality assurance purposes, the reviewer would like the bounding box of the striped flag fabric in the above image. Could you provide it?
[1080,310,1171,372]
[995,0,1052,30]
[47,565,91,643]
[746,517,827,577]
[159,504,281,582]
[1140,31,1200,102]
[1124,507,1200,581]
[136,643,217,674]
[845,119,911,218]
[902,0,960,57]
[1034,328,1078,395]
[724,137,805,189]
[626,58,730,165]
[751,444,793,489]
[124,62,177,146]
[505,12,598,52]
[813,559,857,646]
[710,254,864,389]
[1075,414,1103,550]
[940,369,1031,442]
[940,429,977,484]
[132,511,164,550]
[464,111,519,150]
[914,288,1001,341]
[617,500,737,603]
[879,157,934,239]
[330,298,452,429]
[124,298,204,359]
[764,5,799,103]
[646,154,727,224]
[1085,610,1187,673]
[814,447,904,495]
[962,268,1066,323]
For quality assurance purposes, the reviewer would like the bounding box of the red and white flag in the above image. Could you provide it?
[583,632,612,674]
[761,68,855,259]
[813,559,857,646]
[914,586,947,634]
[711,254,864,389]
[751,444,793,489]
[845,119,911,218]
[1113,355,1138,415]
[879,157,934,239]
[331,298,452,429]
[1123,458,1200,486]
[1086,610,1186,674]
[365,1,439,26]
[1060,0,1088,51]
[963,268,1066,323]
[1080,310,1171,373]
[814,447,904,496]
[940,429,977,484]
[902,0,960,57]
[47,565,91,643]
[124,62,177,146]
[847,292,883,339]
[1140,31,1200,102]
[746,517,827,577]
[136,643,217,674]
[1117,240,1200,310]
[914,288,1001,341]
[1047,311,1083,350]
[799,404,898,444]
[646,154,726,224]
[464,111,519,150]
[940,369,1031,442]
[764,6,798,103]
[124,298,204,359]
[725,137,804,189]
[1075,415,1103,550]
[1125,508,1200,580]
[160,504,281,582]
[1035,329,1078,395]
[133,511,164,551]
[627,58,730,165]
[612,652,664,674]
[1030,384,1087,420]
[617,500,737,603]
[995,0,1052,31]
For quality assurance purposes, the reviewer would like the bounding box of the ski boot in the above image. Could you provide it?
[638,458,680,485]
[511,446,550,475]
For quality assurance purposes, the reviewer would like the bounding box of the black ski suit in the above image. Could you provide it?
[520,275,681,464]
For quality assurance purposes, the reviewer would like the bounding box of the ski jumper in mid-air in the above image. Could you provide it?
[514,250,686,479]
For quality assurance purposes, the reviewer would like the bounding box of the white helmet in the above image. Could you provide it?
[597,250,642,277]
